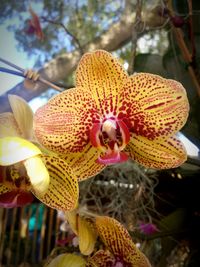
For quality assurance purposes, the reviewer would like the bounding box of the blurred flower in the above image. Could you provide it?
[86,216,151,267]
[34,50,189,180]
[26,7,44,40]
[46,253,86,267]
[171,16,185,28]
[139,222,159,235]
[0,95,78,210]
[48,213,151,266]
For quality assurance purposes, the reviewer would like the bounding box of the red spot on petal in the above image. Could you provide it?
[117,120,130,145]
[144,102,166,110]
[89,123,102,147]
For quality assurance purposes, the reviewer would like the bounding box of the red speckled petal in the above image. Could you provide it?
[95,216,151,266]
[60,143,105,181]
[126,134,187,169]
[119,73,189,139]
[89,123,102,148]
[31,155,79,211]
[86,250,115,267]
[76,50,128,115]
[34,87,99,154]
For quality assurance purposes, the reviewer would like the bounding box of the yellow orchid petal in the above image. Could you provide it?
[78,216,97,255]
[86,249,115,267]
[46,253,86,267]
[0,113,22,138]
[61,143,105,181]
[119,73,189,139]
[95,216,151,266]
[126,134,187,169]
[31,155,79,211]
[34,87,98,155]
[8,94,34,140]
[0,137,41,166]
[65,210,97,255]
[23,155,49,196]
[76,50,128,113]
[65,210,78,235]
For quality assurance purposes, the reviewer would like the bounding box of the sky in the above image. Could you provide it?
[0,24,35,95]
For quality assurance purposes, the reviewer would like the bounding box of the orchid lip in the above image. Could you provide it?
[90,118,130,165]
[97,150,129,165]
[0,190,34,208]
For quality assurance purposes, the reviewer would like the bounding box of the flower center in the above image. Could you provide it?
[0,164,31,191]
[89,118,130,165]
[112,257,126,267]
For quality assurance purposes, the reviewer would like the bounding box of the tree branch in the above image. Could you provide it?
[128,0,143,74]
[0,4,166,113]
[41,17,84,55]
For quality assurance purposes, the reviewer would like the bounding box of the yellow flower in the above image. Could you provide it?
[87,216,151,267]
[34,50,189,180]
[65,209,97,256]
[53,211,151,267]
[0,95,78,210]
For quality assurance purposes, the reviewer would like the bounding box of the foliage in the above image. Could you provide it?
[0,0,124,61]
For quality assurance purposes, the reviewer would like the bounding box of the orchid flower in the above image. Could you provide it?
[26,7,44,40]
[47,213,151,267]
[0,95,78,210]
[138,222,159,235]
[87,216,151,267]
[65,209,97,256]
[34,50,189,180]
